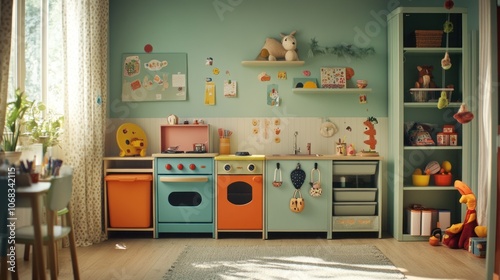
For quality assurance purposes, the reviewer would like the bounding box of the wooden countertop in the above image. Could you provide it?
[264,154,383,160]
[107,154,383,160]
[152,153,219,158]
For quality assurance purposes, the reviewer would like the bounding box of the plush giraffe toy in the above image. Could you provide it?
[442,180,487,249]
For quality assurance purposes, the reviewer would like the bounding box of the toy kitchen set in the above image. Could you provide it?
[104,117,384,240]
[153,119,219,238]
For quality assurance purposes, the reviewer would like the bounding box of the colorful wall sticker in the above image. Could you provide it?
[224,80,237,97]
[258,72,271,81]
[144,44,153,53]
[359,94,367,104]
[363,117,378,150]
[267,84,280,106]
[204,81,215,105]
[277,71,287,80]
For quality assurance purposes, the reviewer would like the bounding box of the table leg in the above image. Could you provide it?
[31,195,46,280]
[47,210,57,279]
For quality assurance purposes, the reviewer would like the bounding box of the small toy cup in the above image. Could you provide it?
[357,80,368,89]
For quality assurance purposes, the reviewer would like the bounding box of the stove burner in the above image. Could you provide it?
[162,150,184,154]
[235,151,251,156]
[185,150,207,154]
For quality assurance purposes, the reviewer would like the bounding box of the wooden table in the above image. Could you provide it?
[17,182,50,280]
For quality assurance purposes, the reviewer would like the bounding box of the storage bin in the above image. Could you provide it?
[434,174,452,186]
[106,174,152,228]
[412,174,430,186]
[333,202,376,216]
[332,216,379,231]
[333,188,377,202]
[415,30,443,47]
[333,161,377,175]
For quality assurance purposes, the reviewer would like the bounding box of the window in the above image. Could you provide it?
[8,0,63,114]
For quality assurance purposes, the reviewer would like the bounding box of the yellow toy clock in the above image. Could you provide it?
[116,123,148,157]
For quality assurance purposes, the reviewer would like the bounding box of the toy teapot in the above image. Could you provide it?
[167,114,178,125]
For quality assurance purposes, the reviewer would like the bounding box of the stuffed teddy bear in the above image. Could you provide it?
[256,31,299,61]
[442,180,487,250]
[415,65,437,89]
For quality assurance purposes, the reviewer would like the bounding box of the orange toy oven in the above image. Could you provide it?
[217,175,263,230]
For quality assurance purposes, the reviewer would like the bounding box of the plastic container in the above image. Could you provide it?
[333,188,377,202]
[434,174,452,186]
[412,174,430,186]
[219,138,230,155]
[333,202,376,216]
[106,174,152,228]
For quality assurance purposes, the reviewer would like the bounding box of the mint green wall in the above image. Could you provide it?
[109,0,477,119]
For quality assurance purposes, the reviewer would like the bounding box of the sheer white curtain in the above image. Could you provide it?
[62,0,108,246]
[476,0,495,227]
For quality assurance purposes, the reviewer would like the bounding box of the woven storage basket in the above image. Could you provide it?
[415,30,443,47]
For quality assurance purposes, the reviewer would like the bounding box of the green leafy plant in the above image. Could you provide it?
[2,89,33,152]
[308,38,375,59]
[24,100,64,156]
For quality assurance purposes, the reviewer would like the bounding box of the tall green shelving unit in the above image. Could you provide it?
[387,7,472,241]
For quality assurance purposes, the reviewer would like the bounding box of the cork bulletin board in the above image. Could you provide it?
[121,53,188,102]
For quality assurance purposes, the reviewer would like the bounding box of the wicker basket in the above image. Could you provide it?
[415,30,443,47]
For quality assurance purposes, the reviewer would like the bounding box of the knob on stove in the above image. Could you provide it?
[189,164,196,170]
[165,164,172,170]
[247,163,256,172]
[177,163,184,170]
[223,163,231,172]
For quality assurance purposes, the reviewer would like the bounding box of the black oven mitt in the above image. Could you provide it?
[290,163,306,189]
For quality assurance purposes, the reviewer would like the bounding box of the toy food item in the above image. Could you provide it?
[425,161,441,175]
[442,161,452,173]
[453,103,474,124]
[437,91,449,109]
[413,168,423,175]
[441,52,452,70]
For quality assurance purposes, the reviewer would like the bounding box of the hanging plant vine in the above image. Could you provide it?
[308,38,375,59]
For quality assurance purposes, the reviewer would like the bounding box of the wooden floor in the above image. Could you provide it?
[11,232,486,280]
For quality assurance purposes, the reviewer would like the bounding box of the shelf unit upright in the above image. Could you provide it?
[387,7,472,241]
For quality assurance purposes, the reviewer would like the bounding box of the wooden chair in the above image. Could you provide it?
[16,167,80,279]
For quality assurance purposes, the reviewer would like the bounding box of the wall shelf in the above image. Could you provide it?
[292,88,372,94]
[403,146,462,150]
[241,60,305,66]
[404,102,462,108]
[403,47,462,54]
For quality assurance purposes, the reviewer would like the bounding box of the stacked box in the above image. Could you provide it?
[468,237,487,258]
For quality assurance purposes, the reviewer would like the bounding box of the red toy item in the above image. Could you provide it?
[444,0,454,10]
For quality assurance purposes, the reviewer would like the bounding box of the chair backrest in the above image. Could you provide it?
[47,166,73,211]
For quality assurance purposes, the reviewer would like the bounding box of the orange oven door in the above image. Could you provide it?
[217,175,263,230]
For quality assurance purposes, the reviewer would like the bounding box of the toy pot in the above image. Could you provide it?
[429,228,442,246]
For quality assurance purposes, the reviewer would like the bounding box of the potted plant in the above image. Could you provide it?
[1,89,33,163]
[24,100,64,157]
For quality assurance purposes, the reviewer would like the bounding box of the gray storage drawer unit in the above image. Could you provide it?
[332,161,378,175]
[331,159,382,238]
